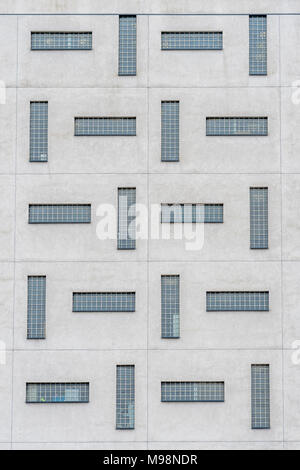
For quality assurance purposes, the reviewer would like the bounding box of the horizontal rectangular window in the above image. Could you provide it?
[118,188,136,250]
[26,383,89,403]
[31,32,92,50]
[161,382,224,402]
[119,16,137,76]
[27,276,46,340]
[161,275,180,339]
[29,204,91,224]
[250,187,268,249]
[206,291,269,312]
[161,101,179,162]
[161,204,223,223]
[73,292,135,312]
[116,365,135,429]
[251,364,270,429]
[249,15,267,76]
[161,32,223,50]
[206,117,268,136]
[30,102,48,162]
[74,117,136,136]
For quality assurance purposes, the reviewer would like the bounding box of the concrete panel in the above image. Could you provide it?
[148,350,283,443]
[149,173,281,261]
[12,350,147,443]
[149,87,280,174]
[149,261,281,350]
[17,88,147,174]
[14,261,147,350]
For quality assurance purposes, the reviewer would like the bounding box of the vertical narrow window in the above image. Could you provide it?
[30,102,48,162]
[119,15,137,76]
[250,187,268,249]
[161,101,179,162]
[118,188,136,250]
[249,15,267,75]
[27,276,46,339]
[161,275,180,338]
[116,365,135,429]
[251,364,270,429]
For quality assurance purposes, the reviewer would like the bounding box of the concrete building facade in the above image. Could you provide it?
[1,0,300,450]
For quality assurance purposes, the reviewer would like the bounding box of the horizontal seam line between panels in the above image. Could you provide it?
[4,86,298,89]
[0,13,299,16]
[9,348,295,352]
[8,440,287,444]
[0,173,289,176]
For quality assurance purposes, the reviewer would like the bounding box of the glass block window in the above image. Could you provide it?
[249,16,267,76]
[73,292,135,312]
[119,16,136,76]
[251,365,270,429]
[206,291,269,312]
[161,382,224,402]
[161,32,223,50]
[116,365,135,429]
[161,204,223,223]
[31,32,92,50]
[250,187,268,249]
[206,117,268,136]
[29,204,91,224]
[161,101,179,162]
[26,383,89,403]
[30,102,48,162]
[161,275,180,338]
[74,117,136,136]
[27,276,46,340]
[118,188,136,250]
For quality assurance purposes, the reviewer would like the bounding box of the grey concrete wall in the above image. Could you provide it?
[0,0,300,450]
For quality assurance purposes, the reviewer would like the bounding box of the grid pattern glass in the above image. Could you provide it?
[161,275,180,338]
[74,117,136,136]
[161,204,223,223]
[251,365,270,429]
[161,101,179,162]
[249,16,267,75]
[119,16,136,76]
[31,32,92,50]
[206,291,269,312]
[250,187,268,249]
[73,292,135,312]
[26,383,89,403]
[161,32,223,50]
[161,382,224,402]
[118,188,136,250]
[29,204,91,224]
[116,365,135,429]
[206,117,268,136]
[27,276,46,340]
[30,102,48,162]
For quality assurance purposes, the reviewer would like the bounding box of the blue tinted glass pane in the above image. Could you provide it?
[250,188,268,249]
[251,365,270,429]
[206,117,268,136]
[118,188,136,250]
[119,16,136,76]
[75,117,136,136]
[161,32,223,50]
[28,204,91,224]
[73,292,135,312]
[31,32,92,50]
[27,276,46,339]
[26,383,89,403]
[30,102,48,162]
[161,382,224,402]
[161,204,223,223]
[249,16,267,75]
[206,291,269,312]
[116,365,135,429]
[161,275,180,338]
[161,101,179,162]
